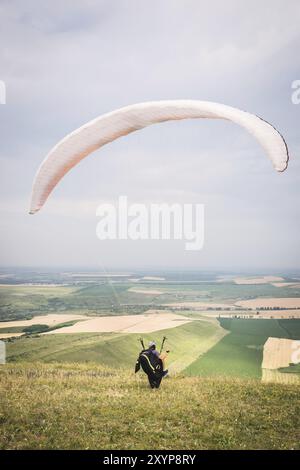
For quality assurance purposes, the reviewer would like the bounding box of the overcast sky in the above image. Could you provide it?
[0,0,299,271]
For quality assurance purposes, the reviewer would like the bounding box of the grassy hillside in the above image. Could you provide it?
[7,318,300,379]
[6,319,224,373]
[185,333,263,378]
[0,362,299,450]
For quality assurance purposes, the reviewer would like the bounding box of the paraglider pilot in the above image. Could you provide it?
[135,339,169,389]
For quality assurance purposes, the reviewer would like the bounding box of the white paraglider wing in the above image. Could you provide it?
[29,100,289,214]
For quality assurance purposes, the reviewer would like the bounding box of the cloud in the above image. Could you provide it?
[0,0,299,268]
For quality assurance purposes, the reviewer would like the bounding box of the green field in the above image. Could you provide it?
[0,362,299,450]
[1,279,300,321]
[185,319,300,379]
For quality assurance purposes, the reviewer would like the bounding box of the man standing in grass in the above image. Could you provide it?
[135,341,169,389]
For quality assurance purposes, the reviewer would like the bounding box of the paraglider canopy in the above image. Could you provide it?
[29,100,289,214]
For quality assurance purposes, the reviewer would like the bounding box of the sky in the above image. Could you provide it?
[0,0,299,271]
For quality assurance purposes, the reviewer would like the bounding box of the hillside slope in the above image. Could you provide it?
[0,363,299,450]
[6,320,224,373]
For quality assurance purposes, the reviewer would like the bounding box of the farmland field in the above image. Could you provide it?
[185,318,300,378]
[1,269,300,322]
[1,269,300,380]
[1,269,300,450]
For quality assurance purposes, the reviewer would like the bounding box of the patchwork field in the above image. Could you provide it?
[1,271,300,382]
[43,311,191,334]
[1,270,300,450]
[236,298,300,309]
[185,318,300,379]
[1,273,300,322]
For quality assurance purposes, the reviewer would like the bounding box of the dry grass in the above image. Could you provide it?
[0,362,299,450]
[262,338,299,369]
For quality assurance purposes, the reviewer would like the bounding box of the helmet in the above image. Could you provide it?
[148,341,156,349]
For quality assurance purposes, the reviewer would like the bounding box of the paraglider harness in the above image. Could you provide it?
[135,337,167,388]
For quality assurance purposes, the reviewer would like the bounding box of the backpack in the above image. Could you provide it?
[135,348,163,377]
